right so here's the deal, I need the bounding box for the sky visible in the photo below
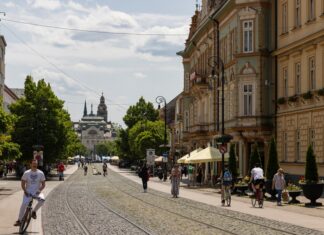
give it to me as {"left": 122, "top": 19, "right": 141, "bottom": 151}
{"left": 0, "top": 0, "right": 196, "bottom": 126}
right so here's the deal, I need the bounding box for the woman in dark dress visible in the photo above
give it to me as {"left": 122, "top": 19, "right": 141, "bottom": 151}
{"left": 140, "top": 163, "right": 149, "bottom": 193}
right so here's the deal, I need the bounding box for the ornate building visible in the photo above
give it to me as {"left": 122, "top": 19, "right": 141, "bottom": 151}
{"left": 0, "top": 35, "right": 6, "bottom": 102}
{"left": 274, "top": 0, "right": 324, "bottom": 176}
{"left": 175, "top": 0, "right": 276, "bottom": 176}
{"left": 74, "top": 94, "right": 117, "bottom": 157}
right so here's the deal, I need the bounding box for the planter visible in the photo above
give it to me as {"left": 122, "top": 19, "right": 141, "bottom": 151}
{"left": 288, "top": 190, "right": 302, "bottom": 204}
{"left": 301, "top": 183, "right": 324, "bottom": 207}
{"left": 265, "top": 180, "right": 276, "bottom": 200}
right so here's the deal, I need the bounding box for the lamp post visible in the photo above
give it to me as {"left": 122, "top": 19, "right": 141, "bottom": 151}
{"left": 208, "top": 19, "right": 232, "bottom": 178}
{"left": 156, "top": 96, "right": 168, "bottom": 181}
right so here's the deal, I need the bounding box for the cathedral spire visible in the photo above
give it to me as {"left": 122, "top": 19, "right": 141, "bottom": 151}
{"left": 83, "top": 100, "right": 87, "bottom": 117}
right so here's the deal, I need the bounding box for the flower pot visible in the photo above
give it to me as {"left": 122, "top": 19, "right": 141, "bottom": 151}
{"left": 288, "top": 190, "right": 302, "bottom": 204}
{"left": 301, "top": 183, "right": 324, "bottom": 207}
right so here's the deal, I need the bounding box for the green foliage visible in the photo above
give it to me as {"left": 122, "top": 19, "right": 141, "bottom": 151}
{"left": 305, "top": 145, "right": 319, "bottom": 183}
{"left": 0, "top": 98, "right": 21, "bottom": 160}
{"left": 10, "top": 76, "right": 75, "bottom": 163}
{"left": 128, "top": 120, "right": 164, "bottom": 158}
{"left": 95, "top": 141, "right": 118, "bottom": 157}
{"left": 115, "top": 129, "right": 131, "bottom": 159}
{"left": 266, "top": 137, "right": 279, "bottom": 180}
{"left": 249, "top": 144, "right": 261, "bottom": 172}
{"left": 228, "top": 144, "right": 238, "bottom": 179}
{"left": 123, "top": 97, "right": 158, "bottom": 129}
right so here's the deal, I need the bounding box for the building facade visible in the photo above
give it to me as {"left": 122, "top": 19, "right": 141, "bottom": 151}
{"left": 175, "top": 0, "right": 276, "bottom": 176}
{"left": 74, "top": 94, "right": 117, "bottom": 158}
{"left": 0, "top": 36, "right": 6, "bottom": 102}
{"left": 3, "top": 85, "right": 19, "bottom": 113}
{"left": 275, "top": 0, "right": 324, "bottom": 176}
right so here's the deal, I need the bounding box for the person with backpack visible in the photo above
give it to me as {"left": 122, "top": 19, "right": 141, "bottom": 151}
{"left": 57, "top": 162, "right": 65, "bottom": 181}
{"left": 221, "top": 166, "right": 232, "bottom": 206}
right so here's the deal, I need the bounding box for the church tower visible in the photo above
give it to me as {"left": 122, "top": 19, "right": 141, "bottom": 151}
{"left": 83, "top": 100, "right": 87, "bottom": 117}
{"left": 97, "top": 93, "right": 108, "bottom": 122}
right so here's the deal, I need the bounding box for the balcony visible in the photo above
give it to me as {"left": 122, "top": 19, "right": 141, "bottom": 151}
{"left": 189, "top": 124, "right": 209, "bottom": 133}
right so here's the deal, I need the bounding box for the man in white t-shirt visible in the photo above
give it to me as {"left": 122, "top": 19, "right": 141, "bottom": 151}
{"left": 14, "top": 159, "right": 46, "bottom": 226}
{"left": 250, "top": 163, "right": 264, "bottom": 191}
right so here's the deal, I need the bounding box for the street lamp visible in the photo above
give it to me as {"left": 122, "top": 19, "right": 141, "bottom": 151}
{"left": 155, "top": 95, "right": 168, "bottom": 181}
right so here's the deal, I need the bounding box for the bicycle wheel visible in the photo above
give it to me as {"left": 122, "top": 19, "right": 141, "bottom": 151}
{"left": 19, "top": 208, "right": 32, "bottom": 234}
{"left": 258, "top": 194, "right": 264, "bottom": 208}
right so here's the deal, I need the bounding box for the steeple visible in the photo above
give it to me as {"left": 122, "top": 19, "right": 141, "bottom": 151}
{"left": 90, "top": 104, "right": 94, "bottom": 116}
{"left": 97, "top": 92, "right": 108, "bottom": 122}
{"left": 83, "top": 100, "right": 87, "bottom": 117}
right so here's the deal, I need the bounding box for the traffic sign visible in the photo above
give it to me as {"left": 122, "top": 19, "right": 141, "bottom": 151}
{"left": 219, "top": 144, "right": 227, "bottom": 154}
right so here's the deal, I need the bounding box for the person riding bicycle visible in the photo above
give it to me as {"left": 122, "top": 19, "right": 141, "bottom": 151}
{"left": 14, "top": 159, "right": 46, "bottom": 226}
{"left": 221, "top": 166, "right": 232, "bottom": 206}
{"left": 102, "top": 162, "right": 108, "bottom": 176}
{"left": 250, "top": 163, "right": 265, "bottom": 199}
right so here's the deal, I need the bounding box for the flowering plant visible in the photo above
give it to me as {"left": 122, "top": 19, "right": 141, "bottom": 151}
{"left": 286, "top": 183, "right": 302, "bottom": 191}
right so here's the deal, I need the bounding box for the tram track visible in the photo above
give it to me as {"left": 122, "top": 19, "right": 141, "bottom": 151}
{"left": 102, "top": 165, "right": 322, "bottom": 235}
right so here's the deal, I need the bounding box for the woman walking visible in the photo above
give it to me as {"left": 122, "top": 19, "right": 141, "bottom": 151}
{"left": 140, "top": 163, "right": 149, "bottom": 193}
{"left": 170, "top": 164, "right": 181, "bottom": 198}
{"left": 272, "top": 168, "right": 286, "bottom": 206}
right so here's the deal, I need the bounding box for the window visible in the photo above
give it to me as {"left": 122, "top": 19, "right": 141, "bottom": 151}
{"left": 283, "top": 67, "right": 288, "bottom": 97}
{"left": 243, "top": 21, "right": 253, "bottom": 53}
{"left": 185, "top": 111, "right": 189, "bottom": 131}
{"left": 283, "top": 132, "right": 288, "bottom": 161}
{"left": 295, "top": 0, "right": 301, "bottom": 27}
{"left": 282, "top": 2, "right": 288, "bottom": 33}
{"left": 296, "top": 130, "right": 301, "bottom": 161}
{"left": 309, "top": 129, "right": 316, "bottom": 151}
{"left": 295, "top": 62, "right": 301, "bottom": 94}
{"left": 243, "top": 84, "right": 253, "bottom": 116}
{"left": 309, "top": 57, "right": 316, "bottom": 90}
{"left": 309, "top": 0, "right": 316, "bottom": 21}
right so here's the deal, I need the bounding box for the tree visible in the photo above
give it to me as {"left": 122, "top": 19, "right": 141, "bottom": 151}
{"left": 228, "top": 144, "right": 238, "bottom": 179}
{"left": 249, "top": 144, "right": 261, "bottom": 173}
{"left": 95, "top": 143, "right": 108, "bottom": 157}
{"left": 10, "top": 76, "right": 73, "bottom": 163}
{"left": 305, "top": 145, "right": 318, "bottom": 183}
{"left": 0, "top": 98, "right": 21, "bottom": 160}
{"left": 266, "top": 138, "right": 279, "bottom": 180}
{"left": 128, "top": 120, "right": 164, "bottom": 159}
{"left": 123, "top": 97, "right": 158, "bottom": 129}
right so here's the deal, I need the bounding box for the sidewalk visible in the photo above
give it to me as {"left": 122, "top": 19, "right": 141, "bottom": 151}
{"left": 0, "top": 164, "right": 78, "bottom": 235}
{"left": 109, "top": 165, "right": 324, "bottom": 233}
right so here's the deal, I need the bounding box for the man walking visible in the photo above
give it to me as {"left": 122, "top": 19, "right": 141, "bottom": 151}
{"left": 14, "top": 159, "right": 46, "bottom": 226}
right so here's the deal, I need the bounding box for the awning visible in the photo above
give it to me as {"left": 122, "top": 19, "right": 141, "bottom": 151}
{"left": 187, "top": 146, "right": 229, "bottom": 163}
{"left": 177, "top": 148, "right": 202, "bottom": 164}
{"left": 154, "top": 156, "right": 163, "bottom": 162}
{"left": 111, "top": 156, "right": 119, "bottom": 160}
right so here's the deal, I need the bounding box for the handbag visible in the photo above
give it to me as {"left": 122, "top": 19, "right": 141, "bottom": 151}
{"left": 282, "top": 190, "right": 289, "bottom": 202}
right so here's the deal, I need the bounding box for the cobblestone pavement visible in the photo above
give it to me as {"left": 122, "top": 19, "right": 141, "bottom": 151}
{"left": 42, "top": 165, "right": 324, "bottom": 235}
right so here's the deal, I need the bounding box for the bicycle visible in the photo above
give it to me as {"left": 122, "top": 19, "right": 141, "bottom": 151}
{"left": 19, "top": 194, "right": 42, "bottom": 234}
{"left": 224, "top": 185, "right": 231, "bottom": 207}
{"left": 251, "top": 183, "right": 264, "bottom": 208}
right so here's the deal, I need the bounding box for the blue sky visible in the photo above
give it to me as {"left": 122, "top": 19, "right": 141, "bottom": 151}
{"left": 0, "top": 0, "right": 196, "bottom": 125}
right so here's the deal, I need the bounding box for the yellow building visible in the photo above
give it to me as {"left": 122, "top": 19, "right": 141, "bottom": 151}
{"left": 275, "top": 0, "right": 324, "bottom": 176}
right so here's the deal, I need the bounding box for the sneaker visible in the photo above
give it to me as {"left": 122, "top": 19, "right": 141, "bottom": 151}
{"left": 32, "top": 211, "right": 37, "bottom": 219}
{"left": 14, "top": 221, "right": 21, "bottom": 226}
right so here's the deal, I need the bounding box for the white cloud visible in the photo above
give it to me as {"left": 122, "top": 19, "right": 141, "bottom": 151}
{"left": 5, "top": 2, "right": 16, "bottom": 8}
{"left": 4, "top": 1, "right": 190, "bottom": 124}
{"left": 27, "top": 0, "right": 61, "bottom": 10}
{"left": 134, "top": 72, "right": 147, "bottom": 79}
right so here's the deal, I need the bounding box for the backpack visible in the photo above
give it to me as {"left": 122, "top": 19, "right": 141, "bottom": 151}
{"left": 223, "top": 170, "right": 232, "bottom": 182}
